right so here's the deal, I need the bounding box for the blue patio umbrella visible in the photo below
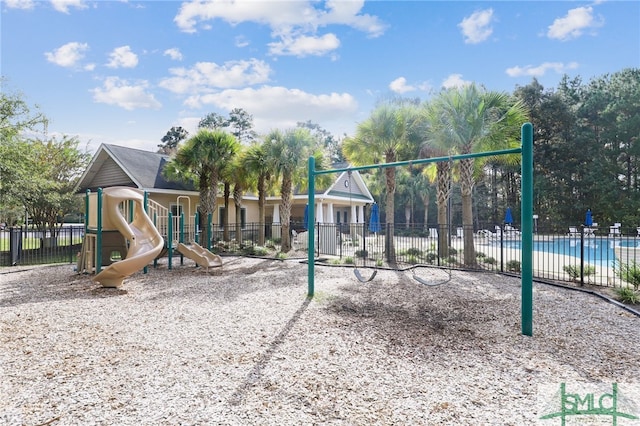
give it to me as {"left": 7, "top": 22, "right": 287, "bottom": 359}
{"left": 303, "top": 204, "right": 309, "bottom": 230}
{"left": 585, "top": 209, "right": 593, "bottom": 227}
{"left": 369, "top": 203, "right": 381, "bottom": 233}
{"left": 504, "top": 207, "right": 514, "bottom": 225}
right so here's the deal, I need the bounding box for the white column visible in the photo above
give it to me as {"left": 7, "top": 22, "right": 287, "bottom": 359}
{"left": 316, "top": 201, "right": 324, "bottom": 223}
{"left": 326, "top": 203, "right": 334, "bottom": 223}
{"left": 358, "top": 205, "right": 365, "bottom": 224}
{"left": 271, "top": 204, "right": 281, "bottom": 239}
{"left": 351, "top": 204, "right": 357, "bottom": 224}
{"left": 272, "top": 204, "right": 280, "bottom": 223}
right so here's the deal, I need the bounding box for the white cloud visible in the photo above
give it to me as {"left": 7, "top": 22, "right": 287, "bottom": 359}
{"left": 441, "top": 74, "right": 472, "bottom": 89}
{"left": 174, "top": 0, "right": 386, "bottom": 57}
{"left": 4, "top": 0, "right": 35, "bottom": 10}
{"left": 458, "top": 9, "right": 494, "bottom": 44}
{"left": 50, "top": 0, "right": 87, "bottom": 14}
{"left": 235, "top": 36, "right": 250, "bottom": 48}
{"left": 44, "top": 41, "right": 89, "bottom": 68}
{"left": 106, "top": 46, "right": 138, "bottom": 68}
{"left": 547, "top": 6, "right": 603, "bottom": 41}
{"left": 159, "top": 59, "right": 272, "bottom": 94}
{"left": 91, "top": 77, "right": 161, "bottom": 110}
{"left": 183, "top": 85, "right": 358, "bottom": 134}
{"left": 389, "top": 77, "right": 415, "bottom": 94}
{"left": 506, "top": 61, "right": 580, "bottom": 77}
{"left": 268, "top": 33, "right": 340, "bottom": 57}
{"left": 163, "top": 48, "right": 183, "bottom": 61}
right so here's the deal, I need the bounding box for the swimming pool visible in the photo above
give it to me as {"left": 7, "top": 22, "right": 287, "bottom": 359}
{"left": 502, "top": 237, "right": 640, "bottom": 267}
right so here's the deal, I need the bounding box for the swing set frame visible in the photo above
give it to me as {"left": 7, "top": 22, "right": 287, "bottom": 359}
{"left": 306, "top": 123, "right": 534, "bottom": 336}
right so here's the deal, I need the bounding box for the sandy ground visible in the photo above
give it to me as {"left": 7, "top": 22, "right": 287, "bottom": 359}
{"left": 1, "top": 257, "right": 639, "bottom": 425}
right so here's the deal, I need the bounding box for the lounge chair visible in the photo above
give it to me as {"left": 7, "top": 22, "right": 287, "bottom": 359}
{"left": 504, "top": 224, "right": 521, "bottom": 237}
{"left": 429, "top": 228, "right": 438, "bottom": 239}
{"left": 568, "top": 227, "right": 580, "bottom": 237}
{"left": 609, "top": 223, "right": 621, "bottom": 237}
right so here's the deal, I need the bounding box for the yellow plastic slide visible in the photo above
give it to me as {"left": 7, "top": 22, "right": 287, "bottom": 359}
{"left": 177, "top": 241, "right": 223, "bottom": 271}
{"left": 93, "top": 187, "right": 164, "bottom": 288}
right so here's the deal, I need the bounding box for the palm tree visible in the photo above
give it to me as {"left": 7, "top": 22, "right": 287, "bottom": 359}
{"left": 163, "top": 129, "right": 239, "bottom": 244}
{"left": 264, "top": 128, "right": 319, "bottom": 252}
{"left": 425, "top": 84, "right": 528, "bottom": 265}
{"left": 241, "top": 142, "right": 272, "bottom": 246}
{"left": 342, "top": 103, "right": 417, "bottom": 261}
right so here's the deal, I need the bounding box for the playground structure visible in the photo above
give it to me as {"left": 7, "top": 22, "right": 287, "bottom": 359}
{"left": 77, "top": 186, "right": 222, "bottom": 287}
{"left": 306, "top": 123, "right": 534, "bottom": 336}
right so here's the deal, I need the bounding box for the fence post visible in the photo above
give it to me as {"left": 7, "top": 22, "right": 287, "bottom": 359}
{"left": 9, "top": 226, "right": 22, "bottom": 266}
{"left": 580, "top": 228, "right": 585, "bottom": 286}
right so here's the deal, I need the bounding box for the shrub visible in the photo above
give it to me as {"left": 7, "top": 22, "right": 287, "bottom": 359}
{"left": 476, "top": 252, "right": 486, "bottom": 259}
{"left": 448, "top": 247, "right": 458, "bottom": 255}
{"left": 615, "top": 261, "right": 640, "bottom": 290}
{"left": 355, "top": 249, "right": 368, "bottom": 258}
{"left": 506, "top": 260, "right": 521, "bottom": 272}
{"left": 425, "top": 252, "right": 437, "bottom": 264}
{"left": 563, "top": 265, "right": 596, "bottom": 281}
{"left": 615, "top": 287, "right": 640, "bottom": 304}
{"left": 375, "top": 259, "right": 384, "bottom": 267}
{"left": 275, "top": 252, "right": 287, "bottom": 260}
{"left": 344, "top": 256, "right": 354, "bottom": 264}
{"left": 484, "top": 257, "right": 496, "bottom": 265}
{"left": 406, "top": 247, "right": 423, "bottom": 257}
{"left": 406, "top": 255, "right": 419, "bottom": 265}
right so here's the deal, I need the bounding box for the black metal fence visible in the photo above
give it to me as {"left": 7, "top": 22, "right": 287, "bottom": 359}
{"left": 3, "top": 222, "right": 639, "bottom": 290}
{"left": 0, "top": 225, "right": 85, "bottom": 267}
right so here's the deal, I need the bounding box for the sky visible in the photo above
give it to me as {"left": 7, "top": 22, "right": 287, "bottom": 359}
{"left": 2, "top": 0, "right": 639, "bottom": 155}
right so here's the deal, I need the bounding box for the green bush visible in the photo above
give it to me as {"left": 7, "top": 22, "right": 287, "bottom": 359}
{"left": 616, "top": 261, "right": 640, "bottom": 290}
{"left": 563, "top": 264, "right": 596, "bottom": 281}
{"left": 484, "top": 257, "right": 496, "bottom": 265}
{"left": 406, "top": 255, "right": 419, "bottom": 265}
{"left": 425, "top": 252, "right": 437, "bottom": 264}
{"left": 615, "top": 287, "right": 640, "bottom": 304}
{"left": 405, "top": 247, "right": 423, "bottom": 257}
{"left": 476, "top": 252, "right": 486, "bottom": 259}
{"left": 448, "top": 247, "right": 458, "bottom": 255}
{"left": 344, "top": 256, "right": 354, "bottom": 264}
{"left": 506, "top": 260, "right": 521, "bottom": 272}
{"left": 355, "top": 249, "right": 368, "bottom": 258}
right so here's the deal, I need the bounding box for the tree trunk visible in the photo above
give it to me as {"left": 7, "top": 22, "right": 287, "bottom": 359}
{"left": 385, "top": 162, "right": 396, "bottom": 263}
{"left": 223, "top": 183, "right": 230, "bottom": 241}
{"left": 436, "top": 162, "right": 451, "bottom": 259}
{"left": 257, "top": 176, "right": 266, "bottom": 246}
{"left": 280, "top": 174, "right": 293, "bottom": 251}
{"left": 460, "top": 158, "right": 476, "bottom": 266}
{"left": 233, "top": 185, "right": 243, "bottom": 246}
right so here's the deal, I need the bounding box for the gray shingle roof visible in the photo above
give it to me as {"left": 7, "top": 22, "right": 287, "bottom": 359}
{"left": 105, "top": 145, "right": 195, "bottom": 191}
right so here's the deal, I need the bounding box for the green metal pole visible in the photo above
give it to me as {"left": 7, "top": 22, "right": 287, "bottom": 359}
{"left": 521, "top": 123, "right": 534, "bottom": 337}
{"left": 195, "top": 211, "right": 200, "bottom": 244}
{"left": 96, "top": 188, "right": 103, "bottom": 274}
{"left": 308, "top": 156, "right": 316, "bottom": 297}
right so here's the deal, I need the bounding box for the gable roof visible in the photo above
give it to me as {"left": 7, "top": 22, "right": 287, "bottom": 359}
{"left": 76, "top": 144, "right": 195, "bottom": 193}
{"left": 76, "top": 144, "right": 376, "bottom": 204}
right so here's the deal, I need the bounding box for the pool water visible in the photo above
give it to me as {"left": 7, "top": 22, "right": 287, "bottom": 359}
{"left": 503, "top": 237, "right": 640, "bottom": 267}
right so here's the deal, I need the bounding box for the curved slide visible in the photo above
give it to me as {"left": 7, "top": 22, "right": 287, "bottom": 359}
{"left": 177, "top": 241, "right": 223, "bottom": 271}
{"left": 94, "top": 187, "right": 164, "bottom": 288}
